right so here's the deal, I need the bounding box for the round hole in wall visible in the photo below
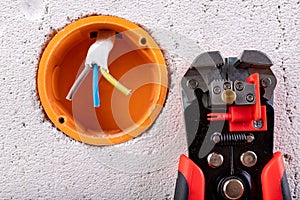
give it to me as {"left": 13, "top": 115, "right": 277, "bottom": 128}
{"left": 37, "top": 15, "right": 168, "bottom": 145}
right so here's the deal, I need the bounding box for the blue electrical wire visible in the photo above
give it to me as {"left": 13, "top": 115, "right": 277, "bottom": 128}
{"left": 92, "top": 64, "right": 100, "bottom": 107}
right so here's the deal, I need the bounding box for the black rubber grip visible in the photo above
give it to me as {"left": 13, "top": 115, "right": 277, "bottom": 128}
{"left": 281, "top": 171, "right": 292, "bottom": 200}
{"left": 174, "top": 171, "right": 189, "bottom": 200}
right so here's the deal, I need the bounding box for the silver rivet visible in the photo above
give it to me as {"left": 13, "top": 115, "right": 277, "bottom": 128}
{"left": 246, "top": 93, "right": 255, "bottom": 102}
{"left": 235, "top": 81, "right": 244, "bottom": 91}
{"left": 187, "top": 79, "right": 198, "bottom": 89}
{"left": 211, "top": 132, "right": 221, "bottom": 143}
{"left": 223, "top": 178, "right": 244, "bottom": 200}
{"left": 253, "top": 119, "right": 263, "bottom": 129}
{"left": 224, "top": 82, "right": 231, "bottom": 90}
{"left": 246, "top": 134, "right": 255, "bottom": 143}
{"left": 213, "top": 86, "right": 221, "bottom": 94}
{"left": 261, "top": 77, "right": 272, "bottom": 88}
{"left": 240, "top": 151, "right": 257, "bottom": 167}
{"left": 207, "top": 152, "right": 223, "bottom": 168}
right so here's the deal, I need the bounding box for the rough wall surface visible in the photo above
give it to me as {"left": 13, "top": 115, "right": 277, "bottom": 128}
{"left": 0, "top": 0, "right": 299, "bottom": 199}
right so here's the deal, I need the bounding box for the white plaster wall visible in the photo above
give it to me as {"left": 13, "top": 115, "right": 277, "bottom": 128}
{"left": 0, "top": 0, "right": 299, "bottom": 199}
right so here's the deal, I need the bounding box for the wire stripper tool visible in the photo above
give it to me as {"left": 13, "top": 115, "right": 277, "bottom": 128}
{"left": 174, "top": 50, "right": 291, "bottom": 200}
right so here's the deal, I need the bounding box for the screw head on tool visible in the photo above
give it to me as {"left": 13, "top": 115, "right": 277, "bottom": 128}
{"left": 211, "top": 132, "right": 221, "bottom": 143}
{"left": 207, "top": 152, "right": 224, "bottom": 168}
{"left": 222, "top": 178, "right": 244, "bottom": 200}
{"left": 223, "top": 82, "right": 231, "bottom": 90}
{"left": 240, "top": 151, "right": 257, "bottom": 167}
{"left": 187, "top": 79, "right": 198, "bottom": 89}
{"left": 253, "top": 119, "right": 263, "bottom": 129}
{"left": 235, "top": 81, "right": 244, "bottom": 91}
{"left": 246, "top": 134, "right": 255, "bottom": 143}
{"left": 261, "top": 77, "right": 272, "bottom": 88}
{"left": 213, "top": 86, "right": 221, "bottom": 94}
{"left": 246, "top": 93, "right": 255, "bottom": 102}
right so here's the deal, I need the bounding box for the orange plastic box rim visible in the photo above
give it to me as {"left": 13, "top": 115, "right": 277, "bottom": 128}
{"left": 38, "top": 15, "right": 168, "bottom": 145}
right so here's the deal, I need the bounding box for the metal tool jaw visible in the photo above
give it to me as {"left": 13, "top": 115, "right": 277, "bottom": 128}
{"left": 175, "top": 50, "right": 291, "bottom": 200}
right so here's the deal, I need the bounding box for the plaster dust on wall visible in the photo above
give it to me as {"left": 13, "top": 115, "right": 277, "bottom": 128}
{"left": 0, "top": 0, "right": 299, "bottom": 199}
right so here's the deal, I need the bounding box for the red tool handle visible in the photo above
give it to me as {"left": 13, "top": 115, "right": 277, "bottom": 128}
{"left": 174, "top": 155, "right": 205, "bottom": 200}
{"left": 174, "top": 152, "right": 291, "bottom": 200}
{"left": 261, "top": 152, "right": 291, "bottom": 200}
